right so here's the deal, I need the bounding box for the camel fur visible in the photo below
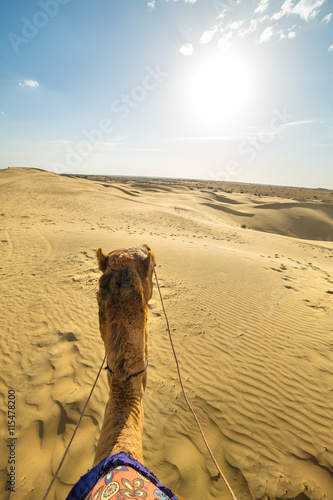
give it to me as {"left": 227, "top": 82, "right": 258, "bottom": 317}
{"left": 93, "top": 244, "right": 155, "bottom": 466}
{"left": 92, "top": 244, "right": 185, "bottom": 500}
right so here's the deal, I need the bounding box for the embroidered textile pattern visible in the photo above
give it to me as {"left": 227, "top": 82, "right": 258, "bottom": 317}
{"left": 85, "top": 465, "right": 170, "bottom": 500}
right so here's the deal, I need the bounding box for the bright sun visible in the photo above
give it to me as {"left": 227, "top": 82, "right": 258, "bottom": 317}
{"left": 188, "top": 53, "right": 254, "bottom": 125}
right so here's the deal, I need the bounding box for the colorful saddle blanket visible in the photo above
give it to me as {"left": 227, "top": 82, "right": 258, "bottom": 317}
{"left": 66, "top": 452, "right": 180, "bottom": 500}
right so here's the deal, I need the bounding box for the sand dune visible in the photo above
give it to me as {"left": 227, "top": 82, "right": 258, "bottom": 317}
{"left": 0, "top": 167, "right": 332, "bottom": 500}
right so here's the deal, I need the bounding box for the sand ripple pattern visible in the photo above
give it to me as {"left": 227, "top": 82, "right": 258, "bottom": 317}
{"left": 0, "top": 168, "right": 332, "bottom": 499}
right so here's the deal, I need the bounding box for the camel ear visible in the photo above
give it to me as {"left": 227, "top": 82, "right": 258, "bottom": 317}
{"left": 97, "top": 248, "right": 108, "bottom": 272}
{"left": 142, "top": 250, "right": 155, "bottom": 276}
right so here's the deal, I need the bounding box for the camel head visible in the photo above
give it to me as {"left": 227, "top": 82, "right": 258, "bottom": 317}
{"left": 96, "top": 244, "right": 155, "bottom": 384}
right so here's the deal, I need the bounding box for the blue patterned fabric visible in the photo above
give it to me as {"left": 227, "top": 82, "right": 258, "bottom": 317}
{"left": 66, "top": 452, "right": 180, "bottom": 500}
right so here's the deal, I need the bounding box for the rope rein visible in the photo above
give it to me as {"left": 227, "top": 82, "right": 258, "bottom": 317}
{"left": 153, "top": 267, "right": 238, "bottom": 500}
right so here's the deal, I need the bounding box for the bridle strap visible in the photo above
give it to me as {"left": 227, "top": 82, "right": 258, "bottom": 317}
{"left": 105, "top": 360, "right": 148, "bottom": 381}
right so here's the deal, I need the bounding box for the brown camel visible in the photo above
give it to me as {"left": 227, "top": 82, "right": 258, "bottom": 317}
{"left": 93, "top": 244, "right": 155, "bottom": 466}
{"left": 67, "top": 244, "right": 185, "bottom": 499}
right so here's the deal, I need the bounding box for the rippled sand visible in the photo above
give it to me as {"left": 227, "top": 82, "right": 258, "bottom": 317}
{"left": 0, "top": 167, "right": 332, "bottom": 499}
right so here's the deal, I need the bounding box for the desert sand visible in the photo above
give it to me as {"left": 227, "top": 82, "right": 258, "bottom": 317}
{"left": 0, "top": 166, "right": 332, "bottom": 500}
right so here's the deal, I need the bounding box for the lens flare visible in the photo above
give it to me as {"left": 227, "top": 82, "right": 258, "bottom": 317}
{"left": 188, "top": 53, "right": 254, "bottom": 125}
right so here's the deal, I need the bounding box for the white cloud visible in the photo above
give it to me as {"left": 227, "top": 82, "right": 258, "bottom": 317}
{"left": 321, "top": 12, "right": 332, "bottom": 23}
{"left": 147, "top": 0, "right": 156, "bottom": 8}
{"left": 179, "top": 43, "right": 194, "bottom": 56}
{"left": 255, "top": 0, "right": 269, "bottom": 14}
{"left": 237, "top": 15, "right": 268, "bottom": 38}
{"left": 272, "top": 0, "right": 294, "bottom": 20}
{"left": 272, "top": 0, "right": 326, "bottom": 22}
{"left": 293, "top": 0, "right": 326, "bottom": 21}
{"left": 178, "top": 0, "right": 327, "bottom": 58}
{"left": 259, "top": 26, "right": 274, "bottom": 43}
{"left": 18, "top": 79, "right": 39, "bottom": 88}
{"left": 217, "top": 8, "right": 228, "bottom": 20}
{"left": 199, "top": 27, "right": 217, "bottom": 43}
{"left": 218, "top": 34, "right": 232, "bottom": 52}
{"left": 229, "top": 20, "right": 244, "bottom": 31}
{"left": 328, "top": 43, "right": 333, "bottom": 51}
{"left": 1, "top": 111, "right": 8, "bottom": 118}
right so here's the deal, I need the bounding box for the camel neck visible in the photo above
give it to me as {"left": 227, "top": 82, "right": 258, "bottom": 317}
{"left": 93, "top": 377, "right": 145, "bottom": 466}
{"left": 101, "top": 321, "right": 148, "bottom": 379}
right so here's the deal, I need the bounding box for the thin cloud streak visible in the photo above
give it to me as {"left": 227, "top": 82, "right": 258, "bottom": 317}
{"left": 166, "top": 119, "right": 318, "bottom": 143}
{"left": 321, "top": 12, "right": 332, "bottom": 23}
{"left": 18, "top": 79, "right": 39, "bottom": 88}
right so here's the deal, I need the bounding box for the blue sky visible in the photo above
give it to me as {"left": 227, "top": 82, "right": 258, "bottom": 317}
{"left": 0, "top": 0, "right": 332, "bottom": 188}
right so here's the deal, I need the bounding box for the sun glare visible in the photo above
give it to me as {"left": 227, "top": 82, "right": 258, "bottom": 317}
{"left": 188, "top": 53, "right": 254, "bottom": 125}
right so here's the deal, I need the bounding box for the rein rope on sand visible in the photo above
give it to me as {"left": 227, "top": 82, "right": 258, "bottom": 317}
{"left": 42, "top": 354, "right": 107, "bottom": 500}
{"left": 153, "top": 267, "right": 238, "bottom": 500}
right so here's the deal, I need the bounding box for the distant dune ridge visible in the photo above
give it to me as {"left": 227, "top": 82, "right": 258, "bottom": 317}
{"left": 0, "top": 167, "right": 332, "bottom": 499}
